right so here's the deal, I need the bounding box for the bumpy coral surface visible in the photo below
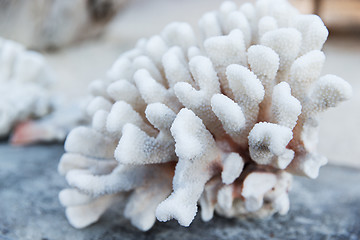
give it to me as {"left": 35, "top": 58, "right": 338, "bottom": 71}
{"left": 59, "top": 0, "right": 352, "bottom": 231}
{"left": 0, "top": 37, "right": 53, "bottom": 138}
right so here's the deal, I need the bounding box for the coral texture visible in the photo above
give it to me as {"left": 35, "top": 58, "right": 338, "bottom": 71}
{"left": 0, "top": 37, "right": 53, "bottom": 138}
{"left": 59, "top": 0, "right": 352, "bottom": 231}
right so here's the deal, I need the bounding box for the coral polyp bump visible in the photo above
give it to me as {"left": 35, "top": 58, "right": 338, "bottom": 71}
{"left": 58, "top": 0, "right": 352, "bottom": 231}
{"left": 0, "top": 37, "right": 53, "bottom": 138}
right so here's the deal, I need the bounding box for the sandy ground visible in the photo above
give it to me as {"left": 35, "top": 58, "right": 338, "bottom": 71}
{"left": 41, "top": 0, "right": 359, "bottom": 168}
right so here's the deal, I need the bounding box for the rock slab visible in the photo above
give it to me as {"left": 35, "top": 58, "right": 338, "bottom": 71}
{"left": 0, "top": 143, "right": 359, "bottom": 240}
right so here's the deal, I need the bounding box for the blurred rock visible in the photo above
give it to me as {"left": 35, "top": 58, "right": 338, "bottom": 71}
{"left": 0, "top": 0, "right": 128, "bottom": 50}
{"left": 0, "top": 143, "right": 359, "bottom": 239}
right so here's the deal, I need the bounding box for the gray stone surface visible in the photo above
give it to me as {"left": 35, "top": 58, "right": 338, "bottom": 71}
{"left": 0, "top": 143, "right": 359, "bottom": 240}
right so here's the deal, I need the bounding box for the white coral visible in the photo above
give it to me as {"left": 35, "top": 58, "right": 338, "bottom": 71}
{"left": 59, "top": 0, "right": 352, "bottom": 231}
{"left": 0, "top": 37, "right": 53, "bottom": 138}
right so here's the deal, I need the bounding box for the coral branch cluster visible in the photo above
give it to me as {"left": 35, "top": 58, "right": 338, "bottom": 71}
{"left": 0, "top": 37, "right": 53, "bottom": 138}
{"left": 59, "top": 0, "right": 352, "bottom": 231}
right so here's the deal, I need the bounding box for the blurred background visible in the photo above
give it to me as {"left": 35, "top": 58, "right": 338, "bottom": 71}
{"left": 0, "top": 0, "right": 359, "bottom": 167}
